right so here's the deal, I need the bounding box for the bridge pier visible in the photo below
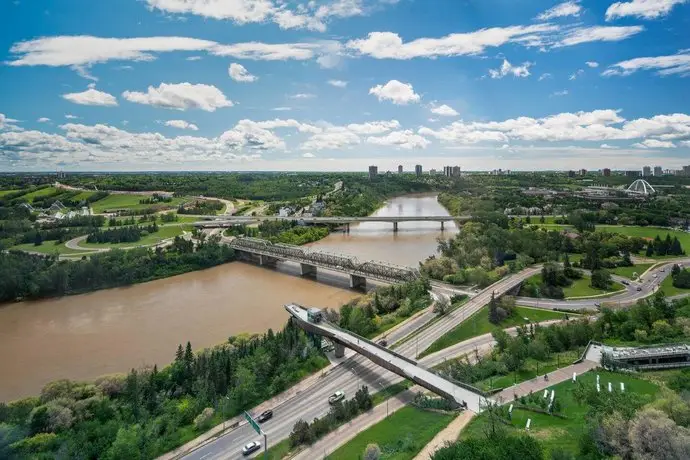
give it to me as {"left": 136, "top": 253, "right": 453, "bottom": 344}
{"left": 349, "top": 274, "right": 366, "bottom": 290}
{"left": 393, "top": 222, "right": 398, "bottom": 232}
{"left": 334, "top": 342, "right": 345, "bottom": 358}
{"left": 441, "top": 221, "right": 444, "bottom": 231}
{"left": 345, "top": 223, "right": 350, "bottom": 233}
{"left": 300, "top": 263, "right": 317, "bottom": 276}
{"left": 259, "top": 255, "right": 279, "bottom": 266}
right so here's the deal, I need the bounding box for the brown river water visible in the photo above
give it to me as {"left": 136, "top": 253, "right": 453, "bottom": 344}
{"left": 0, "top": 194, "right": 456, "bottom": 401}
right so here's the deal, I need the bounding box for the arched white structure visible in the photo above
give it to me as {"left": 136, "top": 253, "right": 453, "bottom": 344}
{"left": 627, "top": 179, "right": 656, "bottom": 196}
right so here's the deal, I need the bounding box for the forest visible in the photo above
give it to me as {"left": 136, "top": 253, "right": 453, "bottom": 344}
{"left": 0, "top": 321, "right": 327, "bottom": 459}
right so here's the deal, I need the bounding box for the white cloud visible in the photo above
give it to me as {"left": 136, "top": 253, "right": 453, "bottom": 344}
{"left": 62, "top": 88, "right": 118, "bottom": 106}
{"left": 254, "top": 118, "right": 322, "bottom": 134}
{"left": 186, "top": 56, "right": 202, "bottom": 61}
{"left": 272, "top": 107, "right": 292, "bottom": 111}
{"left": 219, "top": 119, "right": 286, "bottom": 151}
{"left": 301, "top": 127, "right": 360, "bottom": 150}
{"left": 164, "top": 119, "right": 199, "bottom": 130}
{"left": 366, "top": 130, "right": 430, "bottom": 149}
{"left": 369, "top": 80, "right": 420, "bottom": 105}
{"left": 552, "top": 89, "right": 569, "bottom": 96}
{"left": 0, "top": 113, "right": 20, "bottom": 130}
{"left": 122, "top": 83, "right": 233, "bottom": 111}
{"left": 37, "top": 117, "right": 51, "bottom": 123}
{"left": 228, "top": 63, "right": 258, "bottom": 82}
{"left": 327, "top": 79, "right": 348, "bottom": 88}
{"left": 632, "top": 139, "right": 676, "bottom": 148}
{"left": 211, "top": 42, "right": 319, "bottom": 61}
{"left": 556, "top": 26, "right": 644, "bottom": 47}
{"left": 346, "top": 24, "right": 558, "bottom": 59}
{"left": 586, "top": 61, "right": 599, "bottom": 68}
{"left": 488, "top": 59, "right": 532, "bottom": 79}
{"left": 289, "top": 93, "right": 316, "bottom": 99}
{"left": 430, "top": 104, "right": 459, "bottom": 117}
{"left": 603, "top": 52, "right": 690, "bottom": 77}
{"left": 600, "top": 143, "right": 619, "bottom": 149}
{"left": 145, "top": 0, "right": 275, "bottom": 23}
{"left": 606, "top": 0, "right": 687, "bottom": 20}
{"left": 346, "top": 120, "right": 400, "bottom": 134}
{"left": 536, "top": 1, "right": 582, "bottom": 20}
{"left": 538, "top": 73, "right": 553, "bottom": 81}
{"left": 681, "top": 140, "right": 690, "bottom": 147}
{"left": 302, "top": 152, "right": 315, "bottom": 158}
{"left": 569, "top": 69, "right": 585, "bottom": 80}
{"left": 65, "top": 114, "right": 79, "bottom": 119}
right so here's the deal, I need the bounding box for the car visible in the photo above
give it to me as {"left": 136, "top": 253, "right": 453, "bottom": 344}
{"left": 377, "top": 338, "right": 388, "bottom": 347}
{"left": 256, "top": 409, "right": 273, "bottom": 423}
{"left": 637, "top": 286, "right": 642, "bottom": 291}
{"left": 661, "top": 268, "right": 666, "bottom": 272}
{"left": 242, "top": 441, "right": 261, "bottom": 456}
{"left": 594, "top": 302, "right": 601, "bottom": 308}
{"left": 622, "top": 280, "right": 630, "bottom": 286}
{"left": 328, "top": 390, "right": 345, "bottom": 404}
{"left": 653, "top": 274, "right": 658, "bottom": 278}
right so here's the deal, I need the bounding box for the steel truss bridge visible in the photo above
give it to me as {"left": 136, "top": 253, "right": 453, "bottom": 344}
{"left": 230, "top": 237, "right": 420, "bottom": 285}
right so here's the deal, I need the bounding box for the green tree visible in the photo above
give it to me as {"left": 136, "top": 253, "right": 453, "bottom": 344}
{"left": 105, "top": 425, "right": 142, "bottom": 460}
{"left": 591, "top": 269, "right": 612, "bottom": 290}
{"left": 488, "top": 292, "right": 500, "bottom": 324}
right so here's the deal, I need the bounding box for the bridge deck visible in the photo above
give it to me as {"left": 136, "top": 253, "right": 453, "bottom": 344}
{"left": 195, "top": 215, "right": 471, "bottom": 227}
{"left": 286, "top": 304, "right": 484, "bottom": 412}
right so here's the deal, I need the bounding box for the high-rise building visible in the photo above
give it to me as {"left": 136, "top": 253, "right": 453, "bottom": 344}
{"left": 452, "top": 166, "right": 461, "bottom": 177}
{"left": 654, "top": 166, "right": 663, "bottom": 176}
{"left": 579, "top": 169, "right": 587, "bottom": 176}
{"left": 602, "top": 168, "right": 611, "bottom": 177}
{"left": 368, "top": 165, "right": 378, "bottom": 180}
{"left": 684, "top": 165, "right": 690, "bottom": 177}
{"left": 642, "top": 166, "right": 652, "bottom": 177}
{"left": 443, "top": 165, "right": 461, "bottom": 177}
{"left": 429, "top": 169, "right": 437, "bottom": 175}
{"left": 415, "top": 164, "right": 422, "bottom": 177}
{"left": 398, "top": 165, "right": 403, "bottom": 174}
{"left": 567, "top": 170, "right": 576, "bottom": 178}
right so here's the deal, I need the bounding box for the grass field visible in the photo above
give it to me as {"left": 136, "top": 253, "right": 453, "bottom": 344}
{"left": 525, "top": 274, "right": 623, "bottom": 299}
{"left": 461, "top": 370, "right": 660, "bottom": 456}
{"left": 10, "top": 241, "right": 95, "bottom": 256}
{"left": 594, "top": 225, "right": 690, "bottom": 252}
{"left": 659, "top": 273, "right": 690, "bottom": 297}
{"left": 90, "top": 194, "right": 187, "bottom": 213}
{"left": 79, "top": 225, "right": 188, "bottom": 249}
{"left": 327, "top": 406, "right": 455, "bottom": 460}
{"left": 420, "top": 306, "right": 570, "bottom": 358}
{"left": 72, "top": 191, "right": 96, "bottom": 202}
{"left": 371, "top": 381, "right": 414, "bottom": 406}
{"left": 264, "top": 439, "right": 292, "bottom": 460}
{"left": 22, "top": 186, "right": 58, "bottom": 202}
{"left": 0, "top": 189, "right": 20, "bottom": 197}
{"left": 611, "top": 263, "right": 654, "bottom": 279}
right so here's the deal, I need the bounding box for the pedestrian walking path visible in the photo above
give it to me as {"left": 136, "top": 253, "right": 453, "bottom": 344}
{"left": 413, "top": 410, "right": 475, "bottom": 460}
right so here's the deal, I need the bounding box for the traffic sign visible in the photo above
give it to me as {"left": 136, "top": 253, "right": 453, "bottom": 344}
{"left": 244, "top": 411, "right": 263, "bottom": 435}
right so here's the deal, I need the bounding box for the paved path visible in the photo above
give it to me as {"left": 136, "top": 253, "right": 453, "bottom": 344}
{"left": 492, "top": 360, "right": 599, "bottom": 404}
{"left": 413, "top": 411, "right": 475, "bottom": 460}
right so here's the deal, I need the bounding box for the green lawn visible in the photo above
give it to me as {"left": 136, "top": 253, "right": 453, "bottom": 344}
{"left": 10, "top": 241, "right": 96, "bottom": 256}
{"left": 371, "top": 381, "right": 414, "bottom": 406}
{"left": 525, "top": 274, "right": 624, "bottom": 299}
{"left": 72, "top": 191, "right": 96, "bottom": 202}
{"left": 461, "top": 370, "right": 660, "bottom": 456}
{"left": 611, "top": 263, "right": 654, "bottom": 279}
{"left": 90, "top": 194, "right": 187, "bottom": 213}
{"left": 22, "top": 186, "right": 58, "bottom": 202}
{"left": 420, "top": 306, "right": 570, "bottom": 358}
{"left": 594, "top": 225, "right": 690, "bottom": 253}
{"left": 327, "top": 406, "right": 455, "bottom": 460}
{"left": 0, "top": 189, "right": 21, "bottom": 197}
{"left": 659, "top": 273, "right": 690, "bottom": 297}
{"left": 264, "top": 438, "right": 293, "bottom": 460}
{"left": 79, "top": 225, "right": 188, "bottom": 249}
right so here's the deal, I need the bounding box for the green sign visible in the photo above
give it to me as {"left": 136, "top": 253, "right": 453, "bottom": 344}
{"left": 244, "top": 411, "right": 262, "bottom": 435}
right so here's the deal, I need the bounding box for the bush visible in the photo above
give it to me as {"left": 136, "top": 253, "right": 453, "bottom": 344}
{"left": 193, "top": 408, "right": 215, "bottom": 431}
{"left": 673, "top": 270, "right": 690, "bottom": 289}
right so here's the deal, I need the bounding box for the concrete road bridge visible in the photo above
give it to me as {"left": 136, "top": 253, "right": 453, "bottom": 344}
{"left": 286, "top": 303, "right": 486, "bottom": 412}
{"left": 195, "top": 215, "right": 471, "bottom": 232}
{"left": 229, "top": 237, "right": 420, "bottom": 288}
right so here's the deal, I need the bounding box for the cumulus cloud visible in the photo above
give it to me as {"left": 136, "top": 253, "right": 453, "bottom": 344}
{"left": 65, "top": 115, "right": 79, "bottom": 119}
{"left": 220, "top": 119, "right": 286, "bottom": 151}
{"left": 586, "top": 61, "right": 600, "bottom": 68}
{"left": 430, "top": 104, "right": 459, "bottom": 117}
{"left": 122, "top": 83, "right": 233, "bottom": 111}
{"left": 606, "top": 0, "right": 687, "bottom": 20}
{"left": 536, "top": 1, "right": 582, "bottom": 20}
{"left": 600, "top": 143, "right": 619, "bottom": 149}
{"left": 301, "top": 127, "right": 361, "bottom": 151}
{"left": 632, "top": 139, "right": 676, "bottom": 148}
{"left": 366, "top": 130, "right": 430, "bottom": 149}
{"left": 369, "top": 80, "right": 420, "bottom": 105}
{"left": 37, "top": 117, "right": 51, "bottom": 123}
{"left": 0, "top": 113, "right": 20, "bottom": 130}
{"left": 62, "top": 88, "right": 118, "bottom": 106}
{"left": 488, "top": 59, "right": 532, "bottom": 79}
{"left": 603, "top": 52, "right": 690, "bottom": 77}
{"left": 327, "top": 79, "right": 348, "bottom": 88}
{"left": 302, "top": 152, "right": 315, "bottom": 158}
{"left": 346, "top": 120, "right": 400, "bottom": 134}
{"left": 228, "top": 63, "right": 258, "bottom": 82}
{"left": 164, "top": 119, "right": 199, "bottom": 130}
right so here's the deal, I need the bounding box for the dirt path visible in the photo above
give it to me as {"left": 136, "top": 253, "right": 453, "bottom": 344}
{"left": 413, "top": 410, "right": 475, "bottom": 459}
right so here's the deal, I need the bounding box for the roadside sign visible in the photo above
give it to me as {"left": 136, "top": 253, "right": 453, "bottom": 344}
{"left": 244, "top": 411, "right": 263, "bottom": 435}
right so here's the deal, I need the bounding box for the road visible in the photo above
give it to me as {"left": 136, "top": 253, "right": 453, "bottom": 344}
{"left": 180, "top": 268, "right": 540, "bottom": 460}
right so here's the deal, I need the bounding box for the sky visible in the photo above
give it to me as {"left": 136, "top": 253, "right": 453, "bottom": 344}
{"left": 0, "top": 0, "right": 689, "bottom": 172}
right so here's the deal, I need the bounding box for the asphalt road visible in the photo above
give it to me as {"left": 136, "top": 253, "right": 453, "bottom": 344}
{"left": 181, "top": 268, "right": 541, "bottom": 460}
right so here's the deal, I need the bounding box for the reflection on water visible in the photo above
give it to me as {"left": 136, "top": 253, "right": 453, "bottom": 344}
{"left": 0, "top": 193, "right": 454, "bottom": 401}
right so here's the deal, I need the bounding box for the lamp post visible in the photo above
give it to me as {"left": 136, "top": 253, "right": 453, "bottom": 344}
{"left": 379, "top": 381, "right": 389, "bottom": 417}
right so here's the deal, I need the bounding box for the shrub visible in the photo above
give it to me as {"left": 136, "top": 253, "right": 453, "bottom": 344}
{"left": 193, "top": 408, "right": 215, "bottom": 431}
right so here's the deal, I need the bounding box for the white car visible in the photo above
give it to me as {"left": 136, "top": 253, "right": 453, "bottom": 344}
{"left": 328, "top": 390, "right": 345, "bottom": 404}
{"left": 242, "top": 441, "right": 261, "bottom": 456}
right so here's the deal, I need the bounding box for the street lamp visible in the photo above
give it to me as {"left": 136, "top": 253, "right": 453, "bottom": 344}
{"left": 379, "top": 381, "right": 389, "bottom": 417}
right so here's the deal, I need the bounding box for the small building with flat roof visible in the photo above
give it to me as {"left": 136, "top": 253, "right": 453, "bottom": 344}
{"left": 604, "top": 344, "right": 690, "bottom": 370}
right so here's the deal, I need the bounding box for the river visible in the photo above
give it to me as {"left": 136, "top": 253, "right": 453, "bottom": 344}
{"left": 0, "top": 194, "right": 456, "bottom": 401}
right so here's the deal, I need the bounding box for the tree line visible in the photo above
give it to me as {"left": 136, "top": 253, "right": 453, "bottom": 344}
{"left": 86, "top": 223, "right": 159, "bottom": 244}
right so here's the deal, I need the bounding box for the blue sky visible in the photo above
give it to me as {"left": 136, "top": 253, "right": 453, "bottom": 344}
{"left": 1, "top": 0, "right": 689, "bottom": 171}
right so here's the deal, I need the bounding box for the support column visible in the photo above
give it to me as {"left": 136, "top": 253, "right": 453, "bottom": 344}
{"left": 441, "top": 221, "right": 445, "bottom": 231}
{"left": 345, "top": 223, "right": 350, "bottom": 233}
{"left": 393, "top": 222, "right": 398, "bottom": 232}
{"left": 259, "top": 255, "right": 278, "bottom": 266}
{"left": 334, "top": 342, "right": 345, "bottom": 358}
{"left": 300, "top": 263, "right": 317, "bottom": 276}
{"left": 349, "top": 274, "right": 366, "bottom": 289}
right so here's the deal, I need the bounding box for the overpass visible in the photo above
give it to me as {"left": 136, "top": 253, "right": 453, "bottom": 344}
{"left": 195, "top": 215, "right": 471, "bottom": 232}
{"left": 285, "top": 303, "right": 486, "bottom": 412}
{"left": 229, "top": 237, "right": 420, "bottom": 288}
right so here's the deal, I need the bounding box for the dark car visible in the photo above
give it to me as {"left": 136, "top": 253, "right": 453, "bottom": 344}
{"left": 377, "top": 338, "right": 388, "bottom": 347}
{"left": 621, "top": 280, "right": 630, "bottom": 286}
{"left": 242, "top": 441, "right": 261, "bottom": 456}
{"left": 256, "top": 409, "right": 273, "bottom": 423}
{"left": 636, "top": 286, "right": 642, "bottom": 291}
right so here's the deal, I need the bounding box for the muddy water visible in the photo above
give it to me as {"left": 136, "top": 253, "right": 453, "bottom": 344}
{"left": 0, "top": 194, "right": 454, "bottom": 401}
